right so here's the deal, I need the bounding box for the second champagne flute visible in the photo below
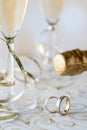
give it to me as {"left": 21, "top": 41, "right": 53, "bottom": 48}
{"left": 36, "top": 0, "right": 74, "bottom": 89}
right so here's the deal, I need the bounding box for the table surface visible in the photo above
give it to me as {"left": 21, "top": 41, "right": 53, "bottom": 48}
{"left": 0, "top": 71, "right": 87, "bottom": 130}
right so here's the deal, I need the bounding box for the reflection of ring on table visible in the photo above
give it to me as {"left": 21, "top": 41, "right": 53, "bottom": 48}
{"left": 45, "top": 96, "right": 70, "bottom": 115}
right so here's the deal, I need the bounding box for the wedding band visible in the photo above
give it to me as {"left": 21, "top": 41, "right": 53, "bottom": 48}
{"left": 56, "top": 96, "right": 70, "bottom": 115}
{"left": 45, "top": 96, "right": 58, "bottom": 113}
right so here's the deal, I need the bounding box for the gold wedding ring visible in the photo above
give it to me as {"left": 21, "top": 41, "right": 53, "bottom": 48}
{"left": 56, "top": 96, "right": 70, "bottom": 115}
{"left": 45, "top": 96, "right": 70, "bottom": 115}
{"left": 45, "top": 96, "right": 58, "bottom": 113}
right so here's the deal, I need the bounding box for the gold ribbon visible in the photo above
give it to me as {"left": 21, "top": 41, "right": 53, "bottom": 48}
{"left": 0, "top": 37, "right": 37, "bottom": 86}
{"left": 0, "top": 37, "right": 42, "bottom": 120}
{"left": 6, "top": 40, "right": 34, "bottom": 84}
{"left": 0, "top": 72, "right": 7, "bottom": 81}
{"left": 14, "top": 55, "right": 42, "bottom": 83}
{"left": 0, "top": 104, "right": 16, "bottom": 120}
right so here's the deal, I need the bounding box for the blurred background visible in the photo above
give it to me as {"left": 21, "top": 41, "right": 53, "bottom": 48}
{"left": 14, "top": 0, "right": 87, "bottom": 55}
{"left": 1, "top": 0, "right": 87, "bottom": 55}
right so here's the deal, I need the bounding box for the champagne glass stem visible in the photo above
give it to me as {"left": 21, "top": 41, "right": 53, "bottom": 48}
{"left": 7, "top": 44, "right": 14, "bottom": 78}
{"left": 48, "top": 25, "right": 55, "bottom": 31}
{"left": 6, "top": 38, "right": 15, "bottom": 82}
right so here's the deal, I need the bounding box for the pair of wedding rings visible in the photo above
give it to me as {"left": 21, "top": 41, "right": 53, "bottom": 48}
{"left": 45, "top": 96, "right": 70, "bottom": 115}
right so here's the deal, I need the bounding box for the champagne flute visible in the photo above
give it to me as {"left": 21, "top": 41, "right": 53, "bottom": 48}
{"left": 36, "top": 0, "right": 74, "bottom": 89}
{"left": 0, "top": 0, "right": 36, "bottom": 119}
{"left": 37, "top": 0, "right": 62, "bottom": 62}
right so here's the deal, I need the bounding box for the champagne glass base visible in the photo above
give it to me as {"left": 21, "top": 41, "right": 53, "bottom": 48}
{"left": 0, "top": 73, "right": 37, "bottom": 116}
{"left": 13, "top": 70, "right": 37, "bottom": 113}
{"left": 9, "top": 79, "right": 37, "bottom": 113}
{"left": 10, "top": 91, "right": 37, "bottom": 113}
{"left": 37, "top": 70, "right": 75, "bottom": 89}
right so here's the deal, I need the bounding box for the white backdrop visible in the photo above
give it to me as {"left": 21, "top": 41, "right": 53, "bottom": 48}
{"left": 8, "top": 0, "right": 87, "bottom": 54}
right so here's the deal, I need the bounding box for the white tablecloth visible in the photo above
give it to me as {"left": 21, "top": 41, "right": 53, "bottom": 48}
{"left": 0, "top": 72, "right": 87, "bottom": 130}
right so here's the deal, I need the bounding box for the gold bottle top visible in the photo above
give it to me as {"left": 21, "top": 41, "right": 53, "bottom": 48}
{"left": 53, "top": 49, "right": 87, "bottom": 76}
